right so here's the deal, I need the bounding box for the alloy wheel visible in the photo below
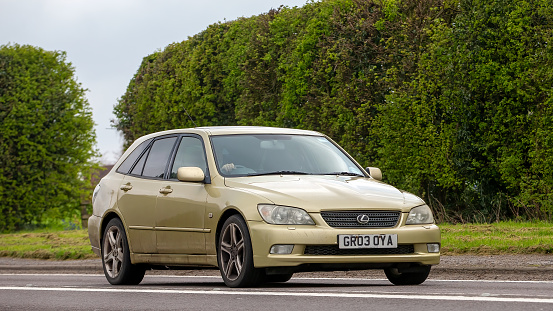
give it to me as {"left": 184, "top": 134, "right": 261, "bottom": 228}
{"left": 220, "top": 222, "right": 245, "bottom": 281}
{"left": 103, "top": 225, "right": 124, "bottom": 279}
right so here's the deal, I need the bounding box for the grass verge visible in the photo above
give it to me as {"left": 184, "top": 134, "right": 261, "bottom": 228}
{"left": 0, "top": 222, "right": 552, "bottom": 260}
{"left": 0, "top": 229, "right": 96, "bottom": 260}
{"left": 440, "top": 221, "right": 553, "bottom": 255}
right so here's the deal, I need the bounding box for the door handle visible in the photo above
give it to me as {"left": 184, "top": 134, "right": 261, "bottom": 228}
{"left": 159, "top": 187, "right": 173, "bottom": 194}
{"left": 120, "top": 183, "right": 133, "bottom": 191}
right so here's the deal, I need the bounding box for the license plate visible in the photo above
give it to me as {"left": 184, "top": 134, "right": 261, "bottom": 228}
{"left": 338, "top": 234, "right": 398, "bottom": 249}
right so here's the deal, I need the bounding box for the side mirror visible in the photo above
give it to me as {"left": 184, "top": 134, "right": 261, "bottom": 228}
{"left": 366, "top": 167, "right": 382, "bottom": 181}
{"left": 177, "top": 167, "right": 205, "bottom": 182}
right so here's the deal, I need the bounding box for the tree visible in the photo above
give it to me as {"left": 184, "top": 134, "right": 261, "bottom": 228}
{"left": 0, "top": 44, "right": 98, "bottom": 232}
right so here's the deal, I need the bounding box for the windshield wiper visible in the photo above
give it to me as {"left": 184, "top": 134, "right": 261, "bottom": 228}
{"left": 247, "top": 171, "right": 311, "bottom": 176}
{"left": 326, "top": 172, "right": 365, "bottom": 177}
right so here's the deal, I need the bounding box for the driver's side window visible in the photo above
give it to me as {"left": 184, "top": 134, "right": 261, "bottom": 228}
{"left": 170, "top": 136, "right": 207, "bottom": 179}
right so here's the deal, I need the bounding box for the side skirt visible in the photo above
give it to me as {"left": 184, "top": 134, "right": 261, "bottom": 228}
{"left": 131, "top": 253, "right": 218, "bottom": 268}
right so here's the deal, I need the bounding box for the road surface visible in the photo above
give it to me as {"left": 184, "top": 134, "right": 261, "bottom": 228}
{"left": 1, "top": 273, "right": 553, "bottom": 311}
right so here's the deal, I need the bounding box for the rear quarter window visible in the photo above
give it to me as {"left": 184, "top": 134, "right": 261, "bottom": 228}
{"left": 116, "top": 138, "right": 152, "bottom": 174}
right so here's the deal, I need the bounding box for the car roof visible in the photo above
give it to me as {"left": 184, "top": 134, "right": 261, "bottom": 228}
{"left": 139, "top": 126, "right": 323, "bottom": 139}
{"left": 200, "top": 126, "right": 322, "bottom": 136}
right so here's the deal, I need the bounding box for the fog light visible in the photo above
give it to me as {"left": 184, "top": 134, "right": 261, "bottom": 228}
{"left": 427, "top": 243, "right": 440, "bottom": 253}
{"left": 270, "top": 244, "right": 294, "bottom": 254}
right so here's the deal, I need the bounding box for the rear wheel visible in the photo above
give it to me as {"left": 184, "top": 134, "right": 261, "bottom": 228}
{"left": 218, "top": 215, "right": 263, "bottom": 287}
{"left": 384, "top": 265, "right": 431, "bottom": 285}
{"left": 102, "top": 218, "right": 145, "bottom": 285}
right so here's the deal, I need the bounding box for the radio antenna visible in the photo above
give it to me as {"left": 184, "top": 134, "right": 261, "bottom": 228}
{"left": 183, "top": 107, "right": 197, "bottom": 127}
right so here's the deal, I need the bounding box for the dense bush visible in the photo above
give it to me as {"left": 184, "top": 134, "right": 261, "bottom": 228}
{"left": 376, "top": 0, "right": 553, "bottom": 222}
{"left": 0, "top": 44, "right": 98, "bottom": 232}
{"left": 114, "top": 0, "right": 553, "bottom": 222}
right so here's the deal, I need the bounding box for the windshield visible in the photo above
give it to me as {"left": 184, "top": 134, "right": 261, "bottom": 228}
{"left": 210, "top": 134, "right": 365, "bottom": 177}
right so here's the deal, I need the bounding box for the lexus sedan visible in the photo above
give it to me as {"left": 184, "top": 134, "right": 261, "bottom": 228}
{"left": 88, "top": 126, "right": 440, "bottom": 287}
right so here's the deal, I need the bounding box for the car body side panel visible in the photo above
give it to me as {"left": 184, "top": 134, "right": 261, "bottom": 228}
{"left": 87, "top": 215, "right": 102, "bottom": 256}
{"left": 155, "top": 180, "right": 208, "bottom": 254}
{"left": 203, "top": 176, "right": 270, "bottom": 256}
{"left": 117, "top": 175, "right": 158, "bottom": 254}
{"left": 88, "top": 173, "right": 124, "bottom": 256}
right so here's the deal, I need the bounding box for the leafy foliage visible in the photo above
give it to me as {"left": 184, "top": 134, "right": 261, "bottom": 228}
{"left": 377, "top": 0, "right": 553, "bottom": 222}
{"left": 114, "top": 0, "right": 553, "bottom": 222}
{"left": 0, "top": 44, "right": 98, "bottom": 232}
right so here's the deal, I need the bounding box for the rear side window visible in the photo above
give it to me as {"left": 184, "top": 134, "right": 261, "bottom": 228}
{"left": 142, "top": 137, "right": 178, "bottom": 178}
{"left": 116, "top": 138, "right": 152, "bottom": 174}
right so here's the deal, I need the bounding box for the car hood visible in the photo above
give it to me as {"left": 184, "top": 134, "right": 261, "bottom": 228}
{"left": 224, "top": 175, "right": 424, "bottom": 212}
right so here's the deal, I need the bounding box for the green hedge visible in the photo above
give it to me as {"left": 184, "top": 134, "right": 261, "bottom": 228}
{"left": 114, "top": 0, "right": 553, "bottom": 222}
{"left": 0, "top": 44, "right": 98, "bottom": 232}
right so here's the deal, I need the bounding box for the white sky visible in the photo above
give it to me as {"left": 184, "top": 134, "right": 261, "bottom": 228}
{"left": 1, "top": 0, "right": 308, "bottom": 164}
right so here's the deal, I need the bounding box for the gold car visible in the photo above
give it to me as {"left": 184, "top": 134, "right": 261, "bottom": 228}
{"left": 88, "top": 126, "right": 440, "bottom": 287}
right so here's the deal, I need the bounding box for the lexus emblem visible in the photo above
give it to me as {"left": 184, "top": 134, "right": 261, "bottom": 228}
{"left": 357, "top": 214, "right": 370, "bottom": 224}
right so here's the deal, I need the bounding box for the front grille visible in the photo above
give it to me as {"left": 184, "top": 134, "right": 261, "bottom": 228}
{"left": 321, "top": 211, "right": 400, "bottom": 228}
{"left": 304, "top": 244, "right": 414, "bottom": 256}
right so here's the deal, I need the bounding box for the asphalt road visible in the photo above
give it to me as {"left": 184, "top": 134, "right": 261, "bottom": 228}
{"left": 2, "top": 274, "right": 553, "bottom": 311}
{"left": 3, "top": 255, "right": 553, "bottom": 281}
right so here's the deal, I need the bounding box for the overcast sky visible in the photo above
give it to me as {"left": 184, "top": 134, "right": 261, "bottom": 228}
{"left": 1, "top": 0, "right": 308, "bottom": 164}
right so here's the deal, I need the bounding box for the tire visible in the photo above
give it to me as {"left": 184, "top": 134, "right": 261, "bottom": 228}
{"left": 102, "top": 218, "right": 145, "bottom": 285}
{"left": 384, "top": 265, "right": 431, "bottom": 285}
{"left": 264, "top": 273, "right": 293, "bottom": 283}
{"left": 217, "top": 215, "right": 263, "bottom": 287}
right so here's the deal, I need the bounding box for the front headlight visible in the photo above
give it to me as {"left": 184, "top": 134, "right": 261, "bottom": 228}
{"left": 258, "top": 204, "right": 315, "bottom": 225}
{"left": 406, "top": 204, "right": 434, "bottom": 224}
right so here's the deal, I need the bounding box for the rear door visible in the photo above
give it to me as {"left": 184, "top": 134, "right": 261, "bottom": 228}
{"left": 117, "top": 136, "right": 178, "bottom": 254}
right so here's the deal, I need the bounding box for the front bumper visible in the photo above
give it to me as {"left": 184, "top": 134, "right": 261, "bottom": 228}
{"left": 248, "top": 220, "right": 440, "bottom": 269}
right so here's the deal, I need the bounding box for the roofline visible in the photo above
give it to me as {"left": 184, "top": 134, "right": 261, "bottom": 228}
{"left": 136, "top": 126, "right": 323, "bottom": 139}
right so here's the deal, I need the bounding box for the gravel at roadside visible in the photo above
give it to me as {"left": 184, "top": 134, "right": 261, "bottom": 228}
{"left": 1, "top": 254, "right": 552, "bottom": 281}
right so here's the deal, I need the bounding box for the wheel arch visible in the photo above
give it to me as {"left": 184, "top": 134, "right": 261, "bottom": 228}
{"left": 100, "top": 211, "right": 124, "bottom": 247}
{"left": 215, "top": 208, "right": 243, "bottom": 248}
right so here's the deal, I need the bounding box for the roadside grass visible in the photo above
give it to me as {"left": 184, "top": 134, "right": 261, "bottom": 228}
{"left": 0, "top": 221, "right": 552, "bottom": 260}
{"left": 0, "top": 229, "right": 96, "bottom": 260}
{"left": 440, "top": 221, "right": 553, "bottom": 255}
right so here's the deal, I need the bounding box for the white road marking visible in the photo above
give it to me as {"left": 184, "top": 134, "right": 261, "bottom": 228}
{"left": 1, "top": 286, "right": 553, "bottom": 304}
{"left": 429, "top": 279, "right": 553, "bottom": 284}
{"left": 1, "top": 274, "right": 553, "bottom": 284}
{"left": 297, "top": 277, "right": 553, "bottom": 284}
{"left": 0, "top": 274, "right": 106, "bottom": 277}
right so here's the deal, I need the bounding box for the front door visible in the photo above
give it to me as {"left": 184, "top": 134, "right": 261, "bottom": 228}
{"left": 155, "top": 136, "right": 209, "bottom": 254}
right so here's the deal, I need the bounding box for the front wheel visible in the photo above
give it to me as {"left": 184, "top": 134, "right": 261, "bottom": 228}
{"left": 102, "top": 218, "right": 145, "bottom": 285}
{"left": 384, "top": 265, "right": 431, "bottom": 285}
{"left": 217, "top": 215, "right": 263, "bottom": 287}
